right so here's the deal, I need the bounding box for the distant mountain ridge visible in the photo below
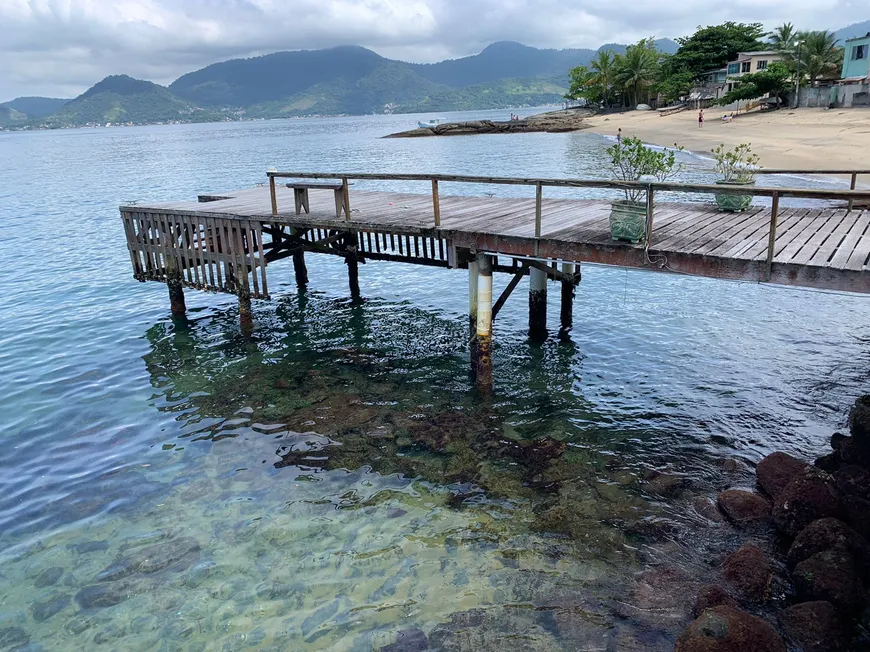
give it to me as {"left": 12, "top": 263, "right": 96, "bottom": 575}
{"left": 835, "top": 20, "right": 870, "bottom": 42}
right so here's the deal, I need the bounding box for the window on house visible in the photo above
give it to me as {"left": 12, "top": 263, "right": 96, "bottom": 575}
{"left": 727, "top": 63, "right": 740, "bottom": 75}
{"left": 853, "top": 44, "right": 868, "bottom": 60}
{"left": 756, "top": 60, "right": 768, "bottom": 70}
{"left": 741, "top": 61, "right": 751, "bottom": 73}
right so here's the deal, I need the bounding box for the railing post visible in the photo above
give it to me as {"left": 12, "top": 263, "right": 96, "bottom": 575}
{"left": 432, "top": 179, "right": 441, "bottom": 226}
{"left": 645, "top": 184, "right": 655, "bottom": 245}
{"left": 342, "top": 177, "right": 351, "bottom": 221}
{"left": 535, "top": 182, "right": 543, "bottom": 237}
{"left": 764, "top": 191, "right": 780, "bottom": 282}
{"left": 849, "top": 172, "right": 857, "bottom": 212}
{"left": 269, "top": 175, "right": 278, "bottom": 217}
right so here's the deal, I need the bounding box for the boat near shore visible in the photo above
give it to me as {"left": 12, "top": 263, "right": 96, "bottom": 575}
{"left": 417, "top": 118, "right": 446, "bottom": 129}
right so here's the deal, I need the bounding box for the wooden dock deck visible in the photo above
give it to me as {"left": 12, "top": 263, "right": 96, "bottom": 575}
{"left": 119, "top": 170, "right": 870, "bottom": 390}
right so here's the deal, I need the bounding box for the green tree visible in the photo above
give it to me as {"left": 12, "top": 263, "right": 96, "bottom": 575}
{"left": 615, "top": 39, "right": 659, "bottom": 106}
{"left": 718, "top": 61, "right": 791, "bottom": 106}
{"left": 798, "top": 31, "right": 843, "bottom": 84}
{"left": 671, "top": 22, "right": 766, "bottom": 79}
{"left": 566, "top": 65, "right": 595, "bottom": 101}
{"left": 768, "top": 23, "right": 797, "bottom": 51}
{"left": 589, "top": 50, "right": 618, "bottom": 107}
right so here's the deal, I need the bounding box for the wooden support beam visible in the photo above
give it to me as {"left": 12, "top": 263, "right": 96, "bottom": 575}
{"left": 528, "top": 266, "right": 547, "bottom": 341}
{"left": 432, "top": 179, "right": 441, "bottom": 226}
{"left": 468, "top": 258, "right": 478, "bottom": 340}
{"left": 269, "top": 176, "right": 278, "bottom": 217}
{"left": 475, "top": 253, "right": 493, "bottom": 393}
{"left": 342, "top": 177, "right": 351, "bottom": 221}
{"left": 238, "top": 285, "right": 253, "bottom": 332}
{"left": 525, "top": 258, "right": 577, "bottom": 284}
{"left": 346, "top": 232, "right": 360, "bottom": 300}
{"left": 166, "top": 256, "right": 186, "bottom": 316}
{"left": 535, "top": 182, "right": 543, "bottom": 237}
{"left": 491, "top": 264, "right": 526, "bottom": 321}
{"left": 764, "top": 191, "right": 780, "bottom": 282}
{"left": 849, "top": 173, "right": 857, "bottom": 212}
{"left": 559, "top": 262, "right": 576, "bottom": 340}
{"left": 645, "top": 185, "right": 655, "bottom": 244}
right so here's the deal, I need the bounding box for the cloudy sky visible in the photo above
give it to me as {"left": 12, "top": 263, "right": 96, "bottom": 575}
{"left": 1, "top": 0, "right": 866, "bottom": 100}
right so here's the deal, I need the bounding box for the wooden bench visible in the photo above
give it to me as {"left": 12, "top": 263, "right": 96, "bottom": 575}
{"left": 286, "top": 182, "right": 348, "bottom": 218}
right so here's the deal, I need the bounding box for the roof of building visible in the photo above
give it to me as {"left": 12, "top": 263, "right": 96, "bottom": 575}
{"left": 844, "top": 32, "right": 870, "bottom": 42}
{"left": 736, "top": 50, "right": 780, "bottom": 57}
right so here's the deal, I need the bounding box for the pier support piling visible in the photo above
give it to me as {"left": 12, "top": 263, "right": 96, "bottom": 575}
{"left": 293, "top": 251, "right": 309, "bottom": 287}
{"left": 475, "top": 253, "right": 493, "bottom": 392}
{"left": 345, "top": 232, "right": 361, "bottom": 301}
{"left": 238, "top": 285, "right": 253, "bottom": 333}
{"left": 528, "top": 266, "right": 548, "bottom": 341}
{"left": 559, "top": 263, "right": 575, "bottom": 340}
{"left": 468, "top": 258, "right": 478, "bottom": 339}
{"left": 166, "top": 257, "right": 186, "bottom": 316}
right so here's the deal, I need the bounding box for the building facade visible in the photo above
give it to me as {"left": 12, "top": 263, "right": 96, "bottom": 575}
{"left": 842, "top": 33, "right": 870, "bottom": 81}
{"left": 723, "top": 51, "right": 784, "bottom": 94}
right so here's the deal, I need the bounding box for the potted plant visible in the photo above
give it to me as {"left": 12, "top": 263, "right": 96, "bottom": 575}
{"left": 606, "top": 137, "right": 683, "bottom": 243}
{"left": 712, "top": 143, "right": 759, "bottom": 212}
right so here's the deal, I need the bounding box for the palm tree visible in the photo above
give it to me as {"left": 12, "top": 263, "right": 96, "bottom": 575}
{"left": 799, "top": 31, "right": 843, "bottom": 84}
{"left": 589, "top": 50, "right": 617, "bottom": 107}
{"left": 616, "top": 39, "right": 659, "bottom": 107}
{"left": 768, "top": 23, "right": 797, "bottom": 52}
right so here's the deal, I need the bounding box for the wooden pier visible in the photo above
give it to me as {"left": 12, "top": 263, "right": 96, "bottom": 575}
{"left": 120, "top": 171, "right": 870, "bottom": 391}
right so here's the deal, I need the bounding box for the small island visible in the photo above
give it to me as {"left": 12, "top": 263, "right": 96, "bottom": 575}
{"left": 383, "top": 107, "right": 593, "bottom": 138}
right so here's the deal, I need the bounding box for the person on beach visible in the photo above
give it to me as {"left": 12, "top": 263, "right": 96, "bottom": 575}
{"left": 617, "top": 128, "right": 622, "bottom": 144}
{"left": 698, "top": 109, "right": 704, "bottom": 128}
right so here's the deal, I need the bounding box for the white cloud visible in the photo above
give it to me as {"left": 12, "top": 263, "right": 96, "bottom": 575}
{"left": 0, "top": 0, "right": 864, "bottom": 100}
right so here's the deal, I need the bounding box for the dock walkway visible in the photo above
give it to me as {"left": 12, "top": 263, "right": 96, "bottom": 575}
{"left": 119, "top": 170, "right": 870, "bottom": 390}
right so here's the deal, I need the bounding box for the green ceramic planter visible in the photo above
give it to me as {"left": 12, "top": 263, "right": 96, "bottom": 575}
{"left": 609, "top": 201, "right": 647, "bottom": 243}
{"left": 715, "top": 180, "right": 755, "bottom": 212}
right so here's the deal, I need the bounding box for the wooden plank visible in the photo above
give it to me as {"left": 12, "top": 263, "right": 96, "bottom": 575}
{"left": 845, "top": 212, "right": 870, "bottom": 271}
{"left": 788, "top": 209, "right": 849, "bottom": 265}
{"left": 815, "top": 211, "right": 869, "bottom": 269}
{"left": 807, "top": 210, "right": 862, "bottom": 266}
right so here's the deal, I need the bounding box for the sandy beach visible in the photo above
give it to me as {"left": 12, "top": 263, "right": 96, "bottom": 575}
{"left": 583, "top": 107, "right": 870, "bottom": 175}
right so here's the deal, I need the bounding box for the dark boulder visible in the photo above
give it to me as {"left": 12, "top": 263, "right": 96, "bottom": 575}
{"left": 833, "top": 465, "right": 870, "bottom": 499}
{"left": 756, "top": 452, "right": 808, "bottom": 499}
{"left": 75, "top": 580, "right": 139, "bottom": 609}
{"left": 692, "top": 585, "right": 737, "bottom": 617}
{"left": 34, "top": 566, "right": 64, "bottom": 588}
{"left": 0, "top": 628, "right": 30, "bottom": 650}
{"left": 772, "top": 468, "right": 841, "bottom": 537}
{"left": 848, "top": 394, "right": 870, "bottom": 442}
{"left": 30, "top": 592, "right": 71, "bottom": 622}
{"left": 717, "top": 490, "right": 771, "bottom": 528}
{"left": 779, "top": 601, "right": 847, "bottom": 652}
{"left": 842, "top": 494, "right": 870, "bottom": 541}
{"left": 814, "top": 451, "right": 841, "bottom": 473}
{"left": 379, "top": 628, "right": 428, "bottom": 651}
{"left": 792, "top": 548, "right": 865, "bottom": 613}
{"left": 840, "top": 436, "right": 870, "bottom": 468}
{"left": 786, "top": 517, "right": 870, "bottom": 575}
{"left": 675, "top": 605, "right": 785, "bottom": 652}
{"left": 722, "top": 545, "right": 772, "bottom": 602}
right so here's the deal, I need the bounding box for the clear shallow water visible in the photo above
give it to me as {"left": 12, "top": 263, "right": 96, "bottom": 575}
{"left": 1, "top": 109, "right": 869, "bottom": 650}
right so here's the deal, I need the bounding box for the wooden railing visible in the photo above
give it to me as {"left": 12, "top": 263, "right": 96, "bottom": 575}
{"left": 266, "top": 171, "right": 870, "bottom": 281}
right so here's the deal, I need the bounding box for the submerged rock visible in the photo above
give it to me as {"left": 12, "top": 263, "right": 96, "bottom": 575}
{"left": 30, "top": 593, "right": 70, "bottom": 623}
{"left": 772, "top": 467, "right": 841, "bottom": 537}
{"left": 693, "top": 496, "right": 726, "bottom": 524}
{"left": 756, "top": 452, "right": 808, "bottom": 498}
{"left": 379, "top": 628, "right": 428, "bottom": 651}
{"left": 833, "top": 465, "right": 870, "bottom": 499}
{"left": 692, "top": 585, "right": 737, "bottom": 617}
{"left": 786, "top": 517, "right": 870, "bottom": 574}
{"left": 792, "top": 548, "right": 865, "bottom": 613}
{"left": 675, "top": 606, "right": 785, "bottom": 652}
{"left": 96, "top": 536, "right": 200, "bottom": 582}
{"left": 722, "top": 545, "right": 771, "bottom": 602}
{"left": 779, "top": 601, "right": 847, "bottom": 652}
{"left": 716, "top": 489, "right": 771, "bottom": 527}
{"left": 66, "top": 540, "right": 109, "bottom": 555}
{"left": 0, "top": 627, "right": 30, "bottom": 650}
{"left": 75, "top": 580, "right": 139, "bottom": 609}
{"left": 33, "top": 567, "right": 64, "bottom": 588}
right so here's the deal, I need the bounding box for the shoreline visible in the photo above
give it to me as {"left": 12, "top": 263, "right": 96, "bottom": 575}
{"left": 582, "top": 108, "right": 870, "bottom": 182}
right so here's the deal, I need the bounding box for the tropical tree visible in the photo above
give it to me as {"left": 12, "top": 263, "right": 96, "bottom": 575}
{"left": 589, "top": 50, "right": 618, "bottom": 107}
{"left": 798, "top": 30, "right": 843, "bottom": 84}
{"left": 768, "top": 23, "right": 797, "bottom": 51}
{"left": 671, "top": 22, "right": 766, "bottom": 79}
{"left": 615, "top": 39, "right": 659, "bottom": 107}
{"left": 566, "top": 65, "right": 600, "bottom": 103}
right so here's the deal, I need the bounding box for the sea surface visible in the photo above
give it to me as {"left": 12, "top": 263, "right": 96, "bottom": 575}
{"left": 1, "top": 108, "right": 869, "bottom": 651}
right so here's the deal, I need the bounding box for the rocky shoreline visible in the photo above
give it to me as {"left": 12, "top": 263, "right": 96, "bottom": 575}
{"left": 676, "top": 396, "right": 870, "bottom": 651}
{"left": 383, "top": 108, "right": 593, "bottom": 138}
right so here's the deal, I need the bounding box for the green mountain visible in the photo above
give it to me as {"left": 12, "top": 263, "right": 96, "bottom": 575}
{"left": 0, "top": 105, "right": 28, "bottom": 127}
{"left": 836, "top": 20, "right": 870, "bottom": 42}
{"left": 0, "top": 97, "right": 69, "bottom": 118}
{"left": 46, "top": 75, "right": 220, "bottom": 126}
{"left": 396, "top": 77, "right": 568, "bottom": 113}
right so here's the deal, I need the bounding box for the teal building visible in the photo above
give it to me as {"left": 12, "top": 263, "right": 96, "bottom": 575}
{"left": 842, "top": 33, "right": 870, "bottom": 80}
